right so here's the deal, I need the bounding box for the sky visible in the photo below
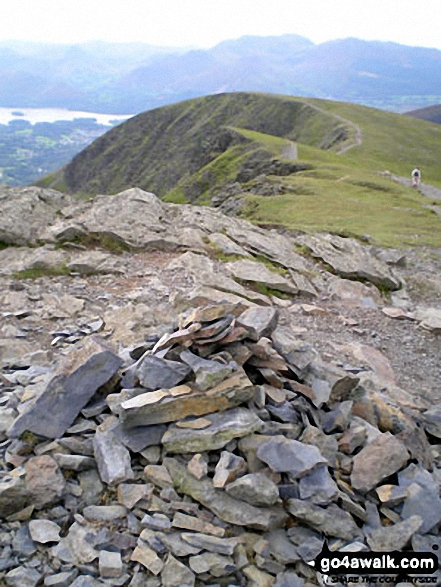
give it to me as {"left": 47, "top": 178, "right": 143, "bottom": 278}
{"left": 1, "top": 0, "right": 441, "bottom": 51}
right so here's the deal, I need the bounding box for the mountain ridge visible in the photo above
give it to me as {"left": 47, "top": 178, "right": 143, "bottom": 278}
{"left": 1, "top": 35, "right": 441, "bottom": 113}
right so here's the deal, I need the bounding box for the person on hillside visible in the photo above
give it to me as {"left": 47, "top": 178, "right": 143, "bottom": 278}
{"left": 412, "top": 166, "right": 421, "bottom": 188}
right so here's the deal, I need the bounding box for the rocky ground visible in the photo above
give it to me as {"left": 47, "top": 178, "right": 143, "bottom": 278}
{"left": 0, "top": 186, "right": 440, "bottom": 586}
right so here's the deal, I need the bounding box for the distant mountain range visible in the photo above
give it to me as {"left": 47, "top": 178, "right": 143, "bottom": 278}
{"left": 1, "top": 35, "right": 441, "bottom": 114}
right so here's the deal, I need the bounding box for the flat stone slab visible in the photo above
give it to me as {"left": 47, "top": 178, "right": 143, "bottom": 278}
{"left": 118, "top": 370, "right": 255, "bottom": 428}
{"left": 165, "top": 457, "right": 288, "bottom": 531}
{"left": 366, "top": 515, "right": 423, "bottom": 551}
{"left": 8, "top": 337, "right": 122, "bottom": 439}
{"left": 256, "top": 436, "right": 327, "bottom": 478}
{"left": 162, "top": 407, "right": 263, "bottom": 453}
{"left": 287, "top": 499, "right": 360, "bottom": 540}
{"left": 351, "top": 432, "right": 409, "bottom": 493}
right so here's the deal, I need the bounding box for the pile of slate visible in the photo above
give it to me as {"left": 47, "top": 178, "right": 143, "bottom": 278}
{"left": 0, "top": 303, "right": 440, "bottom": 587}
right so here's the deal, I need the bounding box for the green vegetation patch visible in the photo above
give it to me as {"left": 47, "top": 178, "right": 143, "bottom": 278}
{"left": 13, "top": 265, "right": 71, "bottom": 280}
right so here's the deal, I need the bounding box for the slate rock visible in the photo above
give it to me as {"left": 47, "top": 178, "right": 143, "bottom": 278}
{"left": 93, "top": 428, "right": 134, "bottom": 485}
{"left": 5, "top": 567, "right": 42, "bottom": 587}
{"left": 366, "top": 515, "right": 423, "bottom": 551}
{"left": 256, "top": 435, "right": 327, "bottom": 478}
{"left": 161, "top": 554, "right": 195, "bottom": 587}
{"left": 298, "top": 465, "right": 338, "bottom": 505}
{"left": 422, "top": 404, "right": 441, "bottom": 438}
{"left": 11, "top": 525, "right": 37, "bottom": 556}
{"left": 225, "top": 472, "right": 280, "bottom": 506}
{"left": 131, "top": 542, "right": 164, "bottom": 575}
{"left": 25, "top": 455, "right": 66, "bottom": 508}
{"left": 112, "top": 421, "right": 166, "bottom": 452}
{"left": 135, "top": 354, "right": 191, "bottom": 390}
{"left": 180, "top": 349, "right": 236, "bottom": 391}
{"left": 99, "top": 549, "right": 123, "bottom": 578}
{"left": 189, "top": 552, "right": 235, "bottom": 577}
{"left": 287, "top": 499, "right": 360, "bottom": 540}
{"left": 274, "top": 571, "right": 305, "bottom": 587}
{"left": 162, "top": 407, "right": 263, "bottom": 453}
{"left": 181, "top": 532, "right": 238, "bottom": 555}
{"left": 400, "top": 482, "right": 441, "bottom": 534}
{"left": 236, "top": 306, "right": 279, "bottom": 341}
{"left": 351, "top": 432, "right": 409, "bottom": 493}
{"left": 43, "top": 570, "right": 79, "bottom": 586}
{"left": 165, "top": 457, "right": 288, "bottom": 531}
{"left": 118, "top": 371, "right": 255, "bottom": 428}
{"left": 8, "top": 337, "right": 122, "bottom": 439}
{"left": 0, "top": 475, "right": 30, "bottom": 518}
{"left": 213, "top": 450, "right": 247, "bottom": 488}
{"left": 28, "top": 519, "right": 61, "bottom": 543}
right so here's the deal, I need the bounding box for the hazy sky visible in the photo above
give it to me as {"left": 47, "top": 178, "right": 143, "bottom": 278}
{"left": 1, "top": 0, "right": 441, "bottom": 50}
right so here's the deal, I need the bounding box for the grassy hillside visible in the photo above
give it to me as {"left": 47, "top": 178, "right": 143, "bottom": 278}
{"left": 37, "top": 92, "right": 441, "bottom": 248}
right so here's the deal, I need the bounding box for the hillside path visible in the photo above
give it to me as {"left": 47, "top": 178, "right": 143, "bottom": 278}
{"left": 388, "top": 174, "right": 441, "bottom": 215}
{"left": 302, "top": 100, "right": 362, "bottom": 154}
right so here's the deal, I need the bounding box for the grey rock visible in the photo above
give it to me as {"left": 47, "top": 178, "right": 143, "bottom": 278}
{"left": 213, "top": 450, "right": 247, "bottom": 488}
{"left": 236, "top": 306, "right": 278, "bottom": 341}
{"left": 225, "top": 472, "right": 280, "bottom": 506}
{"left": 5, "top": 567, "right": 42, "bottom": 587}
{"left": 0, "top": 186, "right": 72, "bottom": 246}
{"left": 422, "top": 404, "right": 441, "bottom": 438}
{"left": 161, "top": 554, "right": 195, "bottom": 587}
{"left": 300, "top": 426, "right": 339, "bottom": 468}
{"left": 113, "top": 421, "right": 166, "bottom": 452}
{"left": 266, "top": 529, "right": 299, "bottom": 564}
{"left": 8, "top": 337, "right": 122, "bottom": 439}
{"left": 287, "top": 499, "right": 360, "bottom": 540}
{"left": 366, "top": 515, "right": 423, "bottom": 551}
{"left": 225, "top": 259, "right": 299, "bottom": 295}
{"left": 99, "top": 550, "right": 123, "bottom": 578}
{"left": 274, "top": 571, "right": 305, "bottom": 587}
{"left": 93, "top": 428, "right": 134, "bottom": 485}
{"left": 69, "top": 577, "right": 101, "bottom": 587}
{"left": 296, "top": 233, "right": 401, "bottom": 290}
{"left": 181, "top": 533, "right": 238, "bottom": 556}
{"left": 189, "top": 552, "right": 236, "bottom": 577}
{"left": 141, "top": 513, "right": 172, "bottom": 531}
{"left": 78, "top": 469, "right": 104, "bottom": 505}
{"left": 25, "top": 455, "right": 66, "bottom": 508}
{"left": 65, "top": 521, "right": 99, "bottom": 564}
{"left": 156, "top": 531, "right": 203, "bottom": 557}
{"left": 180, "top": 349, "right": 236, "bottom": 391}
{"left": 53, "top": 454, "right": 96, "bottom": 472}
{"left": 43, "top": 570, "right": 79, "bottom": 586}
{"left": 0, "top": 475, "right": 30, "bottom": 518}
{"left": 136, "top": 354, "right": 191, "bottom": 390}
{"left": 400, "top": 482, "right": 441, "bottom": 534}
{"left": 165, "top": 457, "right": 288, "bottom": 531}
{"left": 271, "top": 326, "right": 317, "bottom": 376}
{"left": 28, "top": 519, "right": 61, "bottom": 543}
{"left": 256, "top": 435, "right": 327, "bottom": 477}
{"left": 83, "top": 505, "right": 127, "bottom": 522}
{"left": 351, "top": 432, "right": 409, "bottom": 493}
{"left": 163, "top": 407, "right": 263, "bottom": 453}
{"left": 303, "top": 360, "right": 359, "bottom": 407}
{"left": 298, "top": 465, "right": 338, "bottom": 505}
{"left": 118, "top": 370, "right": 255, "bottom": 428}
{"left": 131, "top": 541, "right": 164, "bottom": 575}
{"left": 11, "top": 525, "right": 37, "bottom": 556}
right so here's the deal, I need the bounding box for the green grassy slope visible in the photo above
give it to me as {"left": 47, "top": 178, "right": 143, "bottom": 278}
{"left": 36, "top": 92, "right": 441, "bottom": 248}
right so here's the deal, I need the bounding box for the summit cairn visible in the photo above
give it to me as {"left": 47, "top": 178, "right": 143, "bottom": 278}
{"left": 0, "top": 301, "right": 439, "bottom": 586}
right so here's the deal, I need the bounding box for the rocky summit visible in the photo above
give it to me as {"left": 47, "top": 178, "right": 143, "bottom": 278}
{"left": 0, "top": 185, "right": 440, "bottom": 586}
